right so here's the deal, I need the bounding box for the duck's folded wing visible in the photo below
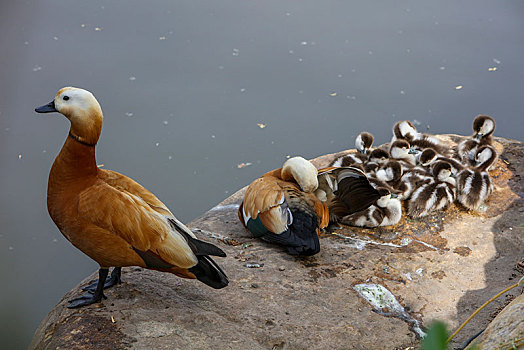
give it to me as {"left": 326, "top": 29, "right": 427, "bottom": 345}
{"left": 99, "top": 169, "right": 173, "bottom": 217}
{"left": 78, "top": 182, "right": 197, "bottom": 268}
{"left": 241, "top": 178, "right": 291, "bottom": 234}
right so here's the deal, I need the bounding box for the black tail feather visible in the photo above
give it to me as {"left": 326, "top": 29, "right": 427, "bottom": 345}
{"left": 168, "top": 218, "right": 226, "bottom": 257}
{"left": 188, "top": 255, "right": 229, "bottom": 289}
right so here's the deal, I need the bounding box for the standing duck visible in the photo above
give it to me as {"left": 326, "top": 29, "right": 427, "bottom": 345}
{"left": 338, "top": 187, "right": 402, "bottom": 227}
{"left": 407, "top": 161, "right": 456, "bottom": 217}
{"left": 35, "top": 87, "right": 228, "bottom": 308}
{"left": 457, "top": 115, "right": 496, "bottom": 166}
{"left": 456, "top": 145, "right": 497, "bottom": 210}
{"left": 239, "top": 157, "right": 380, "bottom": 255}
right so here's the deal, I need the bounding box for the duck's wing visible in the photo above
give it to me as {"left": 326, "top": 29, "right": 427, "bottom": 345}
{"left": 99, "top": 169, "right": 173, "bottom": 218}
{"left": 240, "top": 176, "right": 291, "bottom": 234}
{"left": 319, "top": 167, "right": 381, "bottom": 214}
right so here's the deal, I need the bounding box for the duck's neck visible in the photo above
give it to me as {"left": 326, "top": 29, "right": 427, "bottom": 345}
{"left": 49, "top": 132, "right": 98, "bottom": 188}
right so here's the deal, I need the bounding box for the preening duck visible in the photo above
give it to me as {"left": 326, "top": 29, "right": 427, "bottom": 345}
{"left": 338, "top": 187, "right": 402, "bottom": 228}
{"left": 407, "top": 161, "right": 456, "bottom": 217}
{"left": 456, "top": 145, "right": 497, "bottom": 210}
{"left": 457, "top": 115, "right": 496, "bottom": 166}
{"left": 35, "top": 87, "right": 228, "bottom": 308}
{"left": 238, "top": 157, "right": 380, "bottom": 255}
{"left": 392, "top": 120, "right": 451, "bottom": 156}
{"left": 329, "top": 132, "right": 374, "bottom": 168}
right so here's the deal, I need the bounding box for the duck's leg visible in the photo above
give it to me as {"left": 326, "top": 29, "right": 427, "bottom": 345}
{"left": 68, "top": 268, "right": 108, "bottom": 308}
{"left": 82, "top": 267, "right": 122, "bottom": 293}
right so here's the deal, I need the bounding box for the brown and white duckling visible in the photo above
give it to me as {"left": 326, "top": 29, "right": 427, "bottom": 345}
{"left": 329, "top": 132, "right": 374, "bottom": 168}
{"left": 417, "top": 148, "right": 465, "bottom": 175}
{"left": 456, "top": 145, "right": 497, "bottom": 210}
{"left": 389, "top": 140, "right": 418, "bottom": 168}
{"left": 407, "top": 161, "right": 456, "bottom": 217}
{"left": 363, "top": 148, "right": 390, "bottom": 175}
{"left": 338, "top": 187, "right": 402, "bottom": 227}
{"left": 355, "top": 131, "right": 374, "bottom": 155}
{"left": 392, "top": 120, "right": 452, "bottom": 156}
{"left": 457, "top": 115, "right": 496, "bottom": 166}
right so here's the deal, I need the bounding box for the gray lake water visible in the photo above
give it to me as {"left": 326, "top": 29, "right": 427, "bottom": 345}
{"left": 1, "top": 1, "right": 523, "bottom": 348}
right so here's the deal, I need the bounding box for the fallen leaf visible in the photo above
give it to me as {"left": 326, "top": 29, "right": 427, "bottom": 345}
{"left": 237, "top": 162, "right": 252, "bottom": 169}
{"left": 257, "top": 123, "right": 266, "bottom": 129}
{"left": 330, "top": 92, "right": 337, "bottom": 96}
{"left": 455, "top": 85, "right": 463, "bottom": 90}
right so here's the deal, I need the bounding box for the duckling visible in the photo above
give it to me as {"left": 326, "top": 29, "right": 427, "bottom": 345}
{"left": 35, "top": 87, "right": 228, "bottom": 308}
{"left": 457, "top": 115, "right": 496, "bottom": 166}
{"left": 363, "top": 148, "right": 390, "bottom": 175}
{"left": 456, "top": 145, "right": 497, "bottom": 210}
{"left": 407, "top": 161, "right": 456, "bottom": 217}
{"left": 355, "top": 131, "right": 374, "bottom": 155}
{"left": 389, "top": 140, "right": 418, "bottom": 168}
{"left": 417, "top": 148, "right": 464, "bottom": 175}
{"left": 239, "top": 158, "right": 380, "bottom": 255}
{"left": 329, "top": 132, "right": 374, "bottom": 168}
{"left": 338, "top": 188, "right": 402, "bottom": 227}
{"left": 392, "top": 120, "right": 452, "bottom": 156}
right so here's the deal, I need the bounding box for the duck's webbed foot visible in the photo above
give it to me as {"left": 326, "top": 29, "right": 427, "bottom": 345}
{"left": 82, "top": 267, "right": 121, "bottom": 294}
{"left": 68, "top": 268, "right": 110, "bottom": 308}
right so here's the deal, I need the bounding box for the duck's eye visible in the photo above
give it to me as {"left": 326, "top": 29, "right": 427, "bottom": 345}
{"left": 63, "top": 96, "right": 70, "bottom": 101}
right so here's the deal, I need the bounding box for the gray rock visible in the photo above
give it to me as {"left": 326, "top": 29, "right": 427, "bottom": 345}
{"left": 30, "top": 135, "right": 524, "bottom": 349}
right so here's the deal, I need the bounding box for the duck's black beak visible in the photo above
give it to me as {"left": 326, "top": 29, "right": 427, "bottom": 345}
{"left": 35, "top": 100, "right": 57, "bottom": 113}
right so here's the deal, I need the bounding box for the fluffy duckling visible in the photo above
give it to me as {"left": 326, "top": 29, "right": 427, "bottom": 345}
{"left": 390, "top": 140, "right": 418, "bottom": 167}
{"left": 355, "top": 132, "right": 374, "bottom": 155}
{"left": 36, "top": 87, "right": 228, "bottom": 308}
{"left": 338, "top": 187, "right": 402, "bottom": 228}
{"left": 457, "top": 115, "right": 496, "bottom": 166}
{"left": 239, "top": 158, "right": 380, "bottom": 255}
{"left": 407, "top": 161, "right": 456, "bottom": 217}
{"left": 363, "top": 148, "right": 390, "bottom": 175}
{"left": 329, "top": 132, "right": 374, "bottom": 168}
{"left": 456, "top": 145, "right": 497, "bottom": 210}
{"left": 417, "top": 148, "right": 465, "bottom": 175}
{"left": 392, "top": 120, "right": 451, "bottom": 156}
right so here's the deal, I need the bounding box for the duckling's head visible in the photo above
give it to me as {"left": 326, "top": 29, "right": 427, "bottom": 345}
{"left": 432, "top": 161, "right": 452, "bottom": 181}
{"left": 393, "top": 120, "right": 417, "bottom": 141}
{"left": 35, "top": 87, "right": 103, "bottom": 146}
{"left": 281, "top": 156, "right": 318, "bottom": 192}
{"left": 368, "top": 148, "right": 389, "bottom": 163}
{"left": 418, "top": 148, "right": 437, "bottom": 167}
{"left": 390, "top": 140, "right": 411, "bottom": 159}
{"left": 473, "top": 115, "right": 495, "bottom": 140}
{"left": 475, "top": 145, "right": 497, "bottom": 169}
{"left": 355, "top": 132, "right": 374, "bottom": 154}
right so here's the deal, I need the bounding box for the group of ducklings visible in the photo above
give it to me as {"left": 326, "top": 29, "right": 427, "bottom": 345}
{"left": 328, "top": 115, "right": 497, "bottom": 226}
{"left": 238, "top": 115, "right": 498, "bottom": 256}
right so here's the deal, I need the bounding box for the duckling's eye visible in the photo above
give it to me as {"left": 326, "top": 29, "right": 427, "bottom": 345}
{"left": 63, "top": 96, "right": 70, "bottom": 101}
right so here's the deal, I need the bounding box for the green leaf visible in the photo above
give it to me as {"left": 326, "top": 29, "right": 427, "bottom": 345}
{"left": 421, "top": 321, "right": 448, "bottom": 350}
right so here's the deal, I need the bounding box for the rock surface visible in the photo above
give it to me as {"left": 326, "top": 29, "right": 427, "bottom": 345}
{"left": 30, "top": 135, "right": 524, "bottom": 350}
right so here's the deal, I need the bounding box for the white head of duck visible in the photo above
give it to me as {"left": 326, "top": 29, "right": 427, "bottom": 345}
{"left": 281, "top": 156, "right": 318, "bottom": 193}
{"left": 35, "top": 87, "right": 103, "bottom": 146}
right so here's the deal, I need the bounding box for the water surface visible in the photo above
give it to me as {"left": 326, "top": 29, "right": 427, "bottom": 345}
{"left": 1, "top": 1, "right": 523, "bottom": 348}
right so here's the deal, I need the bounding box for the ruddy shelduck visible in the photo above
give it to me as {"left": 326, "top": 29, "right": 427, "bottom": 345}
{"left": 35, "top": 87, "right": 228, "bottom": 308}
{"left": 238, "top": 157, "right": 380, "bottom": 255}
